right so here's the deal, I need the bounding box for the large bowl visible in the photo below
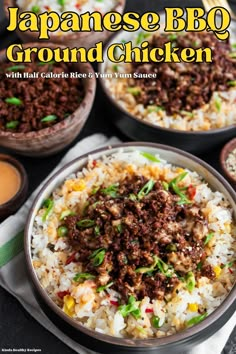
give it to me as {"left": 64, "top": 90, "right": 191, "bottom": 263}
{"left": 98, "top": 31, "right": 236, "bottom": 153}
{"left": 0, "top": 43, "right": 96, "bottom": 157}
{"left": 25, "top": 142, "right": 236, "bottom": 354}
{"left": 4, "top": 0, "right": 126, "bottom": 50}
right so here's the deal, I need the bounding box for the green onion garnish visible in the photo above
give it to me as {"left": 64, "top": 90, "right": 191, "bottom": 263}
{"left": 6, "top": 65, "right": 25, "bottom": 72}
{"left": 151, "top": 315, "right": 161, "bottom": 328}
{"left": 118, "top": 296, "right": 141, "bottom": 319}
{"left": 168, "top": 33, "right": 178, "bottom": 41}
{"left": 127, "top": 87, "right": 141, "bottom": 96}
{"left": 136, "top": 255, "right": 159, "bottom": 274}
{"left": 57, "top": 226, "right": 68, "bottom": 237}
{"left": 186, "top": 272, "right": 196, "bottom": 292}
{"left": 101, "top": 184, "right": 119, "bottom": 198}
{"left": 187, "top": 312, "right": 207, "bottom": 327}
{"left": 77, "top": 219, "right": 95, "bottom": 228}
{"left": 117, "top": 224, "right": 123, "bottom": 233}
{"left": 214, "top": 94, "right": 222, "bottom": 112}
{"left": 94, "top": 225, "right": 100, "bottom": 236}
{"left": 38, "top": 60, "right": 56, "bottom": 66}
{"left": 42, "top": 199, "right": 54, "bottom": 222}
{"left": 147, "top": 106, "right": 164, "bottom": 113}
{"left": 73, "top": 273, "right": 95, "bottom": 282}
{"left": 137, "top": 179, "right": 155, "bottom": 199}
{"left": 140, "top": 152, "right": 160, "bottom": 163}
{"left": 169, "top": 172, "right": 190, "bottom": 205}
{"left": 31, "top": 5, "right": 40, "bottom": 13}
{"left": 113, "top": 65, "right": 119, "bottom": 72}
{"left": 204, "top": 232, "right": 214, "bottom": 245}
{"left": 5, "top": 97, "right": 22, "bottom": 106}
{"left": 89, "top": 248, "right": 106, "bottom": 266}
{"left": 41, "top": 115, "right": 57, "bottom": 123}
{"left": 5, "top": 121, "right": 19, "bottom": 129}
{"left": 60, "top": 210, "right": 75, "bottom": 220}
{"left": 97, "top": 282, "right": 114, "bottom": 293}
{"left": 136, "top": 32, "right": 151, "bottom": 45}
{"left": 227, "top": 81, "right": 236, "bottom": 86}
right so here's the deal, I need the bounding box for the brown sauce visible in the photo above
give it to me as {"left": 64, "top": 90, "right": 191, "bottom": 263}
{"left": 0, "top": 161, "right": 21, "bottom": 205}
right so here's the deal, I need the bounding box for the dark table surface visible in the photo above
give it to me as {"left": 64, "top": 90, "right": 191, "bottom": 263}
{"left": 0, "top": 0, "right": 235, "bottom": 353}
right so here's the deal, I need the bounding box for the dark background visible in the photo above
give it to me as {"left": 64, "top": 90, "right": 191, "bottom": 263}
{"left": 0, "top": 0, "right": 235, "bottom": 353}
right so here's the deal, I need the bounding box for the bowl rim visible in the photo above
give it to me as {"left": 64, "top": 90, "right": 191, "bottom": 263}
{"left": 0, "top": 42, "right": 96, "bottom": 140}
{"left": 98, "top": 31, "right": 236, "bottom": 136}
{"left": 3, "top": 0, "right": 126, "bottom": 40}
{"left": 25, "top": 142, "right": 236, "bottom": 349}
{"left": 220, "top": 137, "right": 236, "bottom": 185}
{"left": 0, "top": 153, "right": 28, "bottom": 210}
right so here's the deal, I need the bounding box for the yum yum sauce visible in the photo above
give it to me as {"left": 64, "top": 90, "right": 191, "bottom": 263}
{"left": 0, "top": 161, "right": 21, "bottom": 205}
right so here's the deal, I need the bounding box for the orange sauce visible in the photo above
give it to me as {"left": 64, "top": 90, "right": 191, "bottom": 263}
{"left": 0, "top": 161, "right": 21, "bottom": 205}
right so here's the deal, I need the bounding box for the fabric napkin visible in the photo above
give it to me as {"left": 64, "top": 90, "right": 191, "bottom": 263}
{"left": 0, "top": 133, "right": 235, "bottom": 354}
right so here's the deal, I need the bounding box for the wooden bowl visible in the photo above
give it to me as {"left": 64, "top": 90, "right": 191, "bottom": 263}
{"left": 4, "top": 0, "right": 126, "bottom": 50}
{"left": 220, "top": 138, "right": 236, "bottom": 187}
{"left": 0, "top": 154, "right": 28, "bottom": 220}
{"left": 0, "top": 43, "right": 96, "bottom": 157}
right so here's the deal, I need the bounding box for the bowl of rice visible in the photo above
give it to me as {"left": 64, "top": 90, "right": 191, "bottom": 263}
{"left": 99, "top": 27, "right": 236, "bottom": 153}
{"left": 4, "top": 0, "right": 126, "bottom": 49}
{"left": 25, "top": 142, "right": 236, "bottom": 353}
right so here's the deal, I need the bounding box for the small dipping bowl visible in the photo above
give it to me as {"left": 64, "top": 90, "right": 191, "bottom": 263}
{"left": 220, "top": 138, "right": 236, "bottom": 187}
{"left": 0, "top": 154, "right": 28, "bottom": 220}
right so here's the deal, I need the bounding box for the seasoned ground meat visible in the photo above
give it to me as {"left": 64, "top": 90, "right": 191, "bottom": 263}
{"left": 0, "top": 61, "right": 84, "bottom": 133}
{"left": 130, "top": 32, "right": 236, "bottom": 114}
{"left": 64, "top": 175, "right": 209, "bottom": 302}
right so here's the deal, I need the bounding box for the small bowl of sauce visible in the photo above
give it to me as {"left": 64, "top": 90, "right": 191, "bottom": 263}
{"left": 0, "top": 154, "right": 28, "bottom": 220}
{"left": 220, "top": 138, "right": 236, "bottom": 188}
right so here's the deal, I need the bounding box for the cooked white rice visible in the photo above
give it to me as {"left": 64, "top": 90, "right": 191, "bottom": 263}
{"left": 32, "top": 150, "right": 236, "bottom": 338}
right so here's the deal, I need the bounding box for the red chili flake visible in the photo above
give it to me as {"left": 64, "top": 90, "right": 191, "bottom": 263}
{"left": 228, "top": 268, "right": 233, "bottom": 274}
{"left": 44, "top": 5, "right": 50, "bottom": 10}
{"left": 57, "top": 291, "right": 70, "bottom": 299}
{"left": 75, "top": 3, "right": 81, "bottom": 10}
{"left": 188, "top": 185, "right": 196, "bottom": 200}
{"left": 110, "top": 300, "right": 119, "bottom": 306}
{"left": 145, "top": 308, "right": 154, "bottom": 313}
{"left": 92, "top": 160, "right": 97, "bottom": 168}
{"left": 65, "top": 252, "right": 77, "bottom": 265}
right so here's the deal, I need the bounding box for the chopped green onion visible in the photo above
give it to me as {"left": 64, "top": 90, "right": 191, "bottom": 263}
{"left": 97, "top": 282, "right": 114, "bottom": 293}
{"left": 136, "top": 32, "right": 151, "bottom": 45}
{"left": 31, "top": 5, "right": 40, "bottom": 13}
{"left": 197, "top": 262, "right": 203, "bottom": 270}
{"left": 118, "top": 296, "right": 141, "bottom": 319}
{"left": 57, "top": 0, "right": 65, "bottom": 6}
{"left": 140, "top": 152, "right": 160, "bottom": 163}
{"left": 64, "top": 113, "right": 70, "bottom": 118}
{"left": 77, "top": 219, "right": 95, "bottom": 228}
{"left": 129, "top": 193, "right": 137, "bottom": 201}
{"left": 221, "top": 261, "right": 235, "bottom": 269}
{"left": 38, "top": 60, "right": 56, "bottom": 66}
{"left": 5, "top": 97, "right": 22, "bottom": 106}
{"left": 6, "top": 121, "right": 19, "bottom": 129}
{"left": 57, "top": 226, "right": 68, "bottom": 237}
{"left": 162, "top": 181, "right": 169, "bottom": 191}
{"left": 6, "top": 65, "right": 25, "bottom": 72}
{"left": 166, "top": 244, "right": 177, "bottom": 252}
{"left": 186, "top": 272, "right": 196, "bottom": 292}
{"left": 60, "top": 210, "right": 75, "bottom": 220}
{"left": 231, "top": 43, "right": 236, "bottom": 49}
{"left": 187, "top": 312, "right": 207, "bottom": 327}
{"left": 151, "top": 315, "right": 161, "bottom": 328}
{"left": 73, "top": 273, "right": 95, "bottom": 281}
{"left": 137, "top": 179, "right": 155, "bottom": 199}
{"left": 204, "top": 232, "right": 214, "bottom": 245}
{"left": 180, "top": 110, "right": 194, "bottom": 118}
{"left": 147, "top": 106, "right": 164, "bottom": 113}
{"left": 94, "top": 225, "right": 100, "bottom": 236}
{"left": 227, "top": 81, "right": 236, "bottom": 87}
{"left": 169, "top": 172, "right": 190, "bottom": 205}
{"left": 156, "top": 257, "right": 174, "bottom": 277}
{"left": 168, "top": 33, "right": 177, "bottom": 41}
{"left": 229, "top": 52, "right": 236, "bottom": 58}
{"left": 136, "top": 255, "right": 159, "bottom": 274}
{"left": 41, "top": 115, "right": 57, "bottom": 123}
{"left": 91, "top": 186, "right": 99, "bottom": 195}
{"left": 214, "top": 94, "right": 222, "bottom": 112}
{"left": 112, "top": 65, "right": 119, "bottom": 72}
{"left": 42, "top": 199, "right": 54, "bottom": 222}
{"left": 89, "top": 248, "right": 106, "bottom": 266}
{"left": 101, "top": 184, "right": 119, "bottom": 198}
{"left": 117, "top": 224, "right": 123, "bottom": 233}
{"left": 127, "top": 87, "right": 141, "bottom": 96}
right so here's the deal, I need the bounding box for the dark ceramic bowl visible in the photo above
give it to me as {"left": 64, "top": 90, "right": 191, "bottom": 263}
{"left": 0, "top": 154, "right": 28, "bottom": 220}
{"left": 0, "top": 43, "right": 96, "bottom": 157}
{"left": 98, "top": 30, "right": 236, "bottom": 154}
{"left": 25, "top": 143, "right": 236, "bottom": 354}
{"left": 220, "top": 138, "right": 236, "bottom": 188}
